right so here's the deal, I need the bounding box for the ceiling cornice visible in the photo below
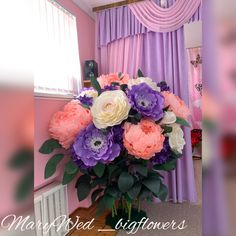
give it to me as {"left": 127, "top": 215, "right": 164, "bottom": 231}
{"left": 72, "top": 0, "right": 95, "bottom": 20}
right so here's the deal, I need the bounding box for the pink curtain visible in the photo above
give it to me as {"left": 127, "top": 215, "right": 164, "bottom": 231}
{"left": 97, "top": 35, "right": 143, "bottom": 77}
{"left": 187, "top": 47, "right": 202, "bottom": 129}
{"left": 129, "top": 0, "right": 201, "bottom": 32}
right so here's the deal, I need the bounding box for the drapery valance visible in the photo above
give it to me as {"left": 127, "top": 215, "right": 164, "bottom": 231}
{"left": 96, "top": 6, "right": 149, "bottom": 47}
{"left": 96, "top": 0, "right": 202, "bottom": 47}
{"left": 129, "top": 0, "right": 201, "bottom": 33}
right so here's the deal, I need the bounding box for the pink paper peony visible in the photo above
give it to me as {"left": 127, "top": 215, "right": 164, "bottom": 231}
{"left": 162, "top": 91, "right": 191, "bottom": 120}
{"left": 97, "top": 73, "right": 130, "bottom": 88}
{"left": 123, "top": 119, "right": 165, "bottom": 159}
{"left": 49, "top": 100, "right": 92, "bottom": 149}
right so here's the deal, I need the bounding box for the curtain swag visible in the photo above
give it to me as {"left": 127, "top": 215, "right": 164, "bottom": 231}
{"left": 129, "top": 0, "right": 201, "bottom": 32}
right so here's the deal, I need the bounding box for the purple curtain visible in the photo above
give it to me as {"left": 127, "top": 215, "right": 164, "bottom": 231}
{"left": 140, "top": 30, "right": 197, "bottom": 202}
{"left": 96, "top": 6, "right": 148, "bottom": 47}
{"left": 98, "top": 35, "right": 143, "bottom": 77}
{"left": 96, "top": 0, "right": 201, "bottom": 47}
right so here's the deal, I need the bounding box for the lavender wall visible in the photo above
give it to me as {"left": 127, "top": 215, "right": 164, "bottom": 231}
{"left": 34, "top": 0, "right": 95, "bottom": 214}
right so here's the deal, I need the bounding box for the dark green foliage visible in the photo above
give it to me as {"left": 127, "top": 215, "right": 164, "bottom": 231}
{"left": 39, "top": 138, "right": 61, "bottom": 154}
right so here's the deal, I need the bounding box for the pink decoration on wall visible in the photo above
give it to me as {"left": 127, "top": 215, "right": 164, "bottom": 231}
{"left": 187, "top": 47, "right": 202, "bottom": 129}
{"left": 129, "top": 0, "right": 201, "bottom": 32}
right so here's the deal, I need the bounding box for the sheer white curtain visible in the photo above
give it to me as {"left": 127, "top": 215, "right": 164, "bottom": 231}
{"left": 34, "top": 0, "right": 82, "bottom": 96}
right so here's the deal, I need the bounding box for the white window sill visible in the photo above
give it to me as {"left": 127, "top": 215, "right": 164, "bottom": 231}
{"left": 34, "top": 92, "right": 76, "bottom": 101}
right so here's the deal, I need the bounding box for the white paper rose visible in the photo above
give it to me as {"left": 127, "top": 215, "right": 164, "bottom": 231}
{"left": 78, "top": 88, "right": 98, "bottom": 99}
{"left": 161, "top": 111, "right": 177, "bottom": 125}
{"left": 91, "top": 90, "right": 131, "bottom": 129}
{"left": 168, "top": 124, "right": 185, "bottom": 154}
{"left": 128, "top": 77, "right": 161, "bottom": 92}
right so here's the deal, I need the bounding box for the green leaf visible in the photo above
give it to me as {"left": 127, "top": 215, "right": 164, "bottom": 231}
{"left": 162, "top": 126, "right": 173, "bottom": 134}
{"left": 9, "top": 149, "right": 33, "bottom": 169}
{"left": 76, "top": 175, "right": 91, "bottom": 201}
{"left": 15, "top": 170, "right": 33, "bottom": 202}
{"left": 142, "top": 178, "right": 161, "bottom": 196}
{"left": 120, "top": 84, "right": 128, "bottom": 92}
{"left": 146, "top": 195, "right": 153, "bottom": 203}
{"left": 93, "top": 163, "right": 106, "bottom": 178}
{"left": 148, "top": 171, "right": 164, "bottom": 179}
{"left": 133, "top": 164, "right": 148, "bottom": 177}
{"left": 163, "top": 106, "right": 170, "bottom": 112}
{"left": 44, "top": 154, "right": 64, "bottom": 179}
{"left": 77, "top": 183, "right": 91, "bottom": 201}
{"left": 139, "top": 187, "right": 150, "bottom": 200}
{"left": 176, "top": 117, "right": 191, "bottom": 127}
{"left": 65, "top": 160, "right": 79, "bottom": 175}
{"left": 75, "top": 174, "right": 91, "bottom": 187}
{"left": 91, "top": 77, "right": 101, "bottom": 95}
{"left": 156, "top": 183, "right": 168, "bottom": 202}
{"left": 91, "top": 189, "right": 103, "bottom": 203}
{"left": 110, "top": 168, "right": 122, "bottom": 179}
{"left": 81, "top": 103, "right": 90, "bottom": 109}
{"left": 91, "top": 177, "right": 107, "bottom": 188}
{"left": 137, "top": 69, "right": 144, "bottom": 77}
{"left": 149, "top": 171, "right": 165, "bottom": 179}
{"left": 171, "top": 150, "right": 182, "bottom": 159}
{"left": 134, "top": 113, "right": 142, "bottom": 121}
{"left": 101, "top": 128, "right": 109, "bottom": 134}
{"left": 39, "top": 138, "right": 61, "bottom": 154}
{"left": 124, "top": 193, "right": 132, "bottom": 203}
{"left": 118, "top": 172, "right": 134, "bottom": 193}
{"left": 154, "top": 159, "right": 177, "bottom": 171}
{"left": 62, "top": 169, "right": 79, "bottom": 185}
{"left": 111, "top": 82, "right": 120, "bottom": 86}
{"left": 97, "top": 194, "right": 115, "bottom": 216}
{"left": 108, "top": 165, "right": 118, "bottom": 179}
{"left": 127, "top": 182, "right": 142, "bottom": 199}
{"left": 128, "top": 112, "right": 142, "bottom": 124}
{"left": 80, "top": 168, "right": 89, "bottom": 175}
{"left": 105, "top": 186, "right": 120, "bottom": 198}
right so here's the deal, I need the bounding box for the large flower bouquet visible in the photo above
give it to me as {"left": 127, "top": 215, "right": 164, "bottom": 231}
{"left": 39, "top": 70, "right": 191, "bottom": 224}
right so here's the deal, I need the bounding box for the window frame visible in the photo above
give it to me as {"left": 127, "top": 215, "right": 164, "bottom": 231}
{"left": 34, "top": 0, "right": 82, "bottom": 99}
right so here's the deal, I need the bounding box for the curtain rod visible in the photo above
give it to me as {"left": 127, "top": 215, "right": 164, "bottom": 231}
{"left": 49, "top": 0, "right": 75, "bottom": 17}
{"left": 92, "top": 0, "right": 144, "bottom": 12}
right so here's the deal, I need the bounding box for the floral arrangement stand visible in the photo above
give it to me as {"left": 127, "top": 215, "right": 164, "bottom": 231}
{"left": 39, "top": 70, "right": 191, "bottom": 229}
{"left": 105, "top": 207, "right": 147, "bottom": 229}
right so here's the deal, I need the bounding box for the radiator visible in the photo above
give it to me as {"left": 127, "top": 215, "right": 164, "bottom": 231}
{"left": 34, "top": 182, "right": 69, "bottom": 236}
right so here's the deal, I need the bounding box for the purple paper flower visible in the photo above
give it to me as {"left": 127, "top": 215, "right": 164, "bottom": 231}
{"left": 71, "top": 148, "right": 90, "bottom": 170}
{"left": 157, "top": 81, "right": 170, "bottom": 92}
{"left": 72, "top": 124, "right": 121, "bottom": 167}
{"left": 112, "top": 125, "right": 124, "bottom": 147}
{"left": 102, "top": 84, "right": 119, "bottom": 92}
{"left": 151, "top": 138, "right": 171, "bottom": 165}
{"left": 128, "top": 83, "right": 164, "bottom": 120}
{"left": 77, "top": 95, "right": 93, "bottom": 107}
{"left": 76, "top": 87, "right": 98, "bottom": 107}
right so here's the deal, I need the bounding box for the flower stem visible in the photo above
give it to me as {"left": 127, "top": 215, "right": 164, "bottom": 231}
{"left": 123, "top": 199, "right": 128, "bottom": 213}
{"left": 138, "top": 198, "right": 141, "bottom": 213}
{"left": 114, "top": 204, "right": 117, "bottom": 215}
{"left": 112, "top": 206, "right": 115, "bottom": 218}
{"left": 128, "top": 203, "right": 132, "bottom": 221}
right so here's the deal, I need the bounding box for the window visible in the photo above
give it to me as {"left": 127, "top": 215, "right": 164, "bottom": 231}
{"left": 34, "top": 0, "right": 82, "bottom": 97}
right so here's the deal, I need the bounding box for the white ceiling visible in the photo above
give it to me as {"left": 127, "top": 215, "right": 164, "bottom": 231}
{"left": 72, "top": 0, "right": 118, "bottom": 19}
